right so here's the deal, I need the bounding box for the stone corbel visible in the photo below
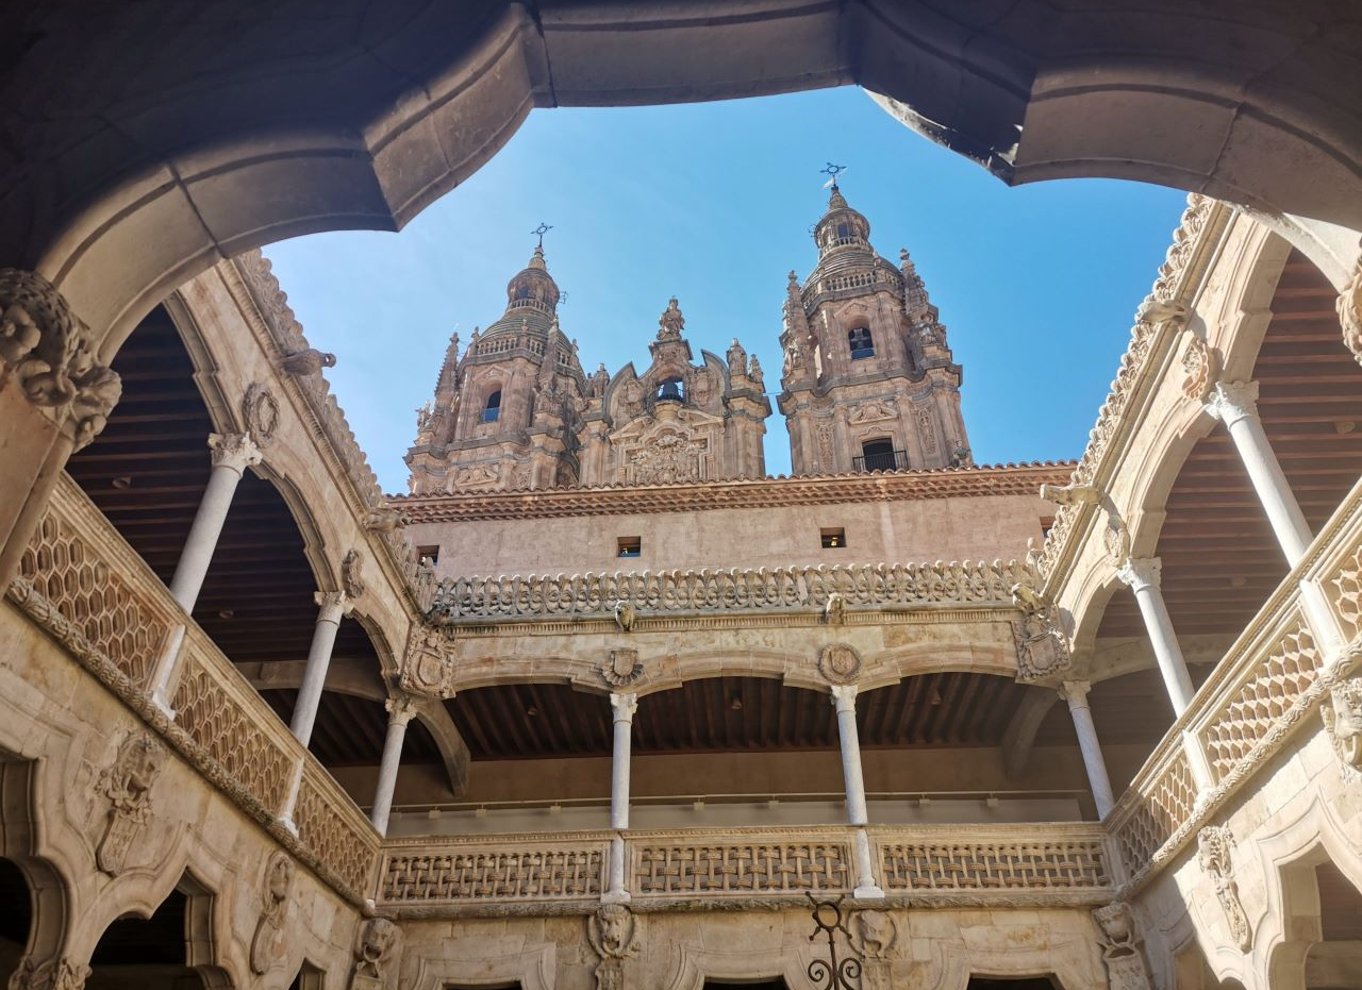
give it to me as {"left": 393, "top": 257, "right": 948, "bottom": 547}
{"left": 0, "top": 268, "right": 121, "bottom": 450}
{"left": 587, "top": 903, "right": 640, "bottom": 990}
{"left": 350, "top": 917, "right": 401, "bottom": 990}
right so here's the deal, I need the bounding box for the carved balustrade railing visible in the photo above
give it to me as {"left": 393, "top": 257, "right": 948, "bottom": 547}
{"left": 375, "top": 824, "right": 1112, "bottom": 913}
{"left": 429, "top": 559, "right": 1031, "bottom": 624}
{"left": 1107, "top": 474, "right": 1362, "bottom": 892}
{"left": 6, "top": 473, "right": 382, "bottom": 904}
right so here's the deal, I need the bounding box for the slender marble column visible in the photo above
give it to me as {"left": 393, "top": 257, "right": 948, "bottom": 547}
{"left": 831, "top": 684, "right": 884, "bottom": 898}
{"left": 169, "top": 432, "right": 262, "bottom": 612}
{"left": 370, "top": 696, "right": 419, "bottom": 835}
{"left": 605, "top": 691, "right": 638, "bottom": 903}
{"left": 289, "top": 591, "right": 351, "bottom": 747}
{"left": 1060, "top": 681, "right": 1115, "bottom": 819}
{"left": 1206, "top": 381, "right": 1312, "bottom": 566}
{"left": 1116, "top": 557, "right": 1195, "bottom": 715}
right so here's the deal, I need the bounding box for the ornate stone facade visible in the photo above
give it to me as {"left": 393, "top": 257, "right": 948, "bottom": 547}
{"left": 779, "top": 185, "right": 969, "bottom": 475}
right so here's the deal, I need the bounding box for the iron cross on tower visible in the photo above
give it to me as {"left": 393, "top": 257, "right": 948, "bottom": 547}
{"left": 819, "top": 162, "right": 847, "bottom": 188}
{"left": 532, "top": 222, "right": 553, "bottom": 248}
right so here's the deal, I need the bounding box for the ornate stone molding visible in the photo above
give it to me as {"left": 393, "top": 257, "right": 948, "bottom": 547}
{"left": 1092, "top": 903, "right": 1153, "bottom": 990}
{"left": 342, "top": 548, "right": 366, "bottom": 599}
{"left": 315, "top": 590, "right": 354, "bottom": 622}
{"left": 249, "top": 851, "right": 294, "bottom": 975}
{"left": 430, "top": 559, "right": 1031, "bottom": 624}
{"left": 1203, "top": 380, "right": 1261, "bottom": 429}
{"left": 350, "top": 917, "right": 401, "bottom": 990}
{"left": 1115, "top": 557, "right": 1162, "bottom": 592}
{"left": 1179, "top": 334, "right": 1220, "bottom": 404}
{"left": 95, "top": 731, "right": 166, "bottom": 875}
{"left": 1320, "top": 675, "right": 1362, "bottom": 782}
{"left": 207, "top": 431, "right": 263, "bottom": 473}
{"left": 0, "top": 268, "right": 121, "bottom": 450}
{"left": 384, "top": 695, "right": 419, "bottom": 727}
{"left": 7, "top": 957, "right": 91, "bottom": 990}
{"left": 587, "top": 903, "right": 640, "bottom": 990}
{"left": 1196, "top": 824, "right": 1252, "bottom": 951}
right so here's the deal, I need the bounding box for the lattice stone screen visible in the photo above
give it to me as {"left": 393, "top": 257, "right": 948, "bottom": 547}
{"left": 633, "top": 841, "right": 852, "bottom": 895}
{"left": 879, "top": 839, "right": 1109, "bottom": 891}
{"left": 381, "top": 847, "right": 604, "bottom": 901}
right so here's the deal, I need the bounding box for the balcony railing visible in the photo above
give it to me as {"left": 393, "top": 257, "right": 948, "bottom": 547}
{"left": 853, "top": 449, "right": 910, "bottom": 472}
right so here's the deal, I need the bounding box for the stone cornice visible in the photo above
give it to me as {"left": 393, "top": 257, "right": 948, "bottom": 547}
{"left": 391, "top": 461, "right": 1072, "bottom": 522}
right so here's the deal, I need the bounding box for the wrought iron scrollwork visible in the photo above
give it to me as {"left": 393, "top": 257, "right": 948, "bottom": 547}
{"left": 806, "top": 893, "right": 861, "bottom": 990}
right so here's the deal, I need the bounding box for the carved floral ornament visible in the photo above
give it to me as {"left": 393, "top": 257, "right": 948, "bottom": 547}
{"left": 0, "top": 268, "right": 121, "bottom": 450}
{"left": 1180, "top": 332, "right": 1221, "bottom": 404}
{"left": 1197, "top": 824, "right": 1252, "bottom": 952}
{"left": 1338, "top": 257, "right": 1362, "bottom": 367}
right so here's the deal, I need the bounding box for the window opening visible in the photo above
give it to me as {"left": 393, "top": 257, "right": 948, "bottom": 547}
{"left": 617, "top": 536, "right": 642, "bottom": 558}
{"left": 656, "top": 377, "right": 684, "bottom": 403}
{"left": 848, "top": 326, "right": 874, "bottom": 359}
{"left": 857, "top": 438, "right": 902, "bottom": 472}
{"left": 820, "top": 527, "right": 846, "bottom": 549}
{"left": 417, "top": 544, "right": 440, "bottom": 565}
{"left": 481, "top": 389, "right": 502, "bottom": 422}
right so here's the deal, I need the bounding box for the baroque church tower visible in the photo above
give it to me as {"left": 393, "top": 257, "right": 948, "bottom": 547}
{"left": 406, "top": 243, "right": 587, "bottom": 494}
{"left": 407, "top": 244, "right": 770, "bottom": 493}
{"left": 778, "top": 182, "right": 970, "bottom": 474}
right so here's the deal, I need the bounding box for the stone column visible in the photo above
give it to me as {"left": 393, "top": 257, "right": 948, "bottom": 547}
{"left": 605, "top": 691, "right": 637, "bottom": 903}
{"left": 1116, "top": 557, "right": 1195, "bottom": 715}
{"left": 370, "top": 696, "right": 419, "bottom": 835}
{"left": 1206, "top": 381, "right": 1312, "bottom": 566}
{"left": 289, "top": 591, "right": 351, "bottom": 747}
{"left": 1059, "top": 681, "right": 1115, "bottom": 819}
{"left": 169, "top": 432, "right": 262, "bottom": 612}
{"left": 831, "top": 684, "right": 884, "bottom": 898}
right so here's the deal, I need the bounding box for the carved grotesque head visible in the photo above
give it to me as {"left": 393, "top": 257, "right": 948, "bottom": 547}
{"left": 358, "top": 917, "right": 400, "bottom": 974}
{"left": 1092, "top": 902, "right": 1135, "bottom": 947}
{"left": 1322, "top": 677, "right": 1362, "bottom": 775}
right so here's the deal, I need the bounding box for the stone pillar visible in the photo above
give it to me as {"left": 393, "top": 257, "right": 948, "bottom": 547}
{"left": 169, "top": 432, "right": 262, "bottom": 612}
{"left": 370, "top": 696, "right": 419, "bottom": 835}
{"left": 605, "top": 691, "right": 637, "bottom": 903}
{"left": 831, "top": 684, "right": 884, "bottom": 898}
{"left": 1116, "top": 557, "right": 1195, "bottom": 715}
{"left": 1205, "top": 381, "right": 1312, "bottom": 566}
{"left": 289, "top": 591, "right": 351, "bottom": 747}
{"left": 1059, "top": 681, "right": 1115, "bottom": 819}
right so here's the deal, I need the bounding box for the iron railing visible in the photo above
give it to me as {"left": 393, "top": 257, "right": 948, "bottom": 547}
{"left": 853, "top": 448, "right": 909, "bottom": 472}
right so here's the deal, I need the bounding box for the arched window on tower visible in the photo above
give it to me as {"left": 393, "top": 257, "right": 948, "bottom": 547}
{"left": 857, "top": 437, "right": 902, "bottom": 473}
{"left": 848, "top": 326, "right": 875, "bottom": 360}
{"left": 481, "top": 389, "right": 502, "bottom": 423}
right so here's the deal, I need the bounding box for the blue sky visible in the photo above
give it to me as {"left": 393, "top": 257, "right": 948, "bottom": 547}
{"left": 263, "top": 87, "right": 1188, "bottom": 493}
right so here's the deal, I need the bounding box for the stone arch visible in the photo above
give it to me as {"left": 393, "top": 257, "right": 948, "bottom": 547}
{"left": 404, "top": 940, "right": 555, "bottom": 990}
{"left": 0, "top": 755, "right": 75, "bottom": 986}
{"left": 663, "top": 939, "right": 811, "bottom": 990}
{"left": 921, "top": 935, "right": 1103, "bottom": 990}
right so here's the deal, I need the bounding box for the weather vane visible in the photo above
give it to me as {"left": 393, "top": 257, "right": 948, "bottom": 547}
{"left": 532, "top": 222, "right": 553, "bottom": 248}
{"left": 819, "top": 162, "right": 847, "bottom": 188}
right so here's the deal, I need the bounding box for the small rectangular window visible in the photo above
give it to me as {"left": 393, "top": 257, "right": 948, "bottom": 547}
{"left": 617, "top": 536, "right": 642, "bottom": 558}
{"left": 417, "top": 544, "right": 440, "bottom": 565}
{"left": 820, "top": 527, "right": 846, "bottom": 549}
{"left": 1039, "top": 516, "right": 1055, "bottom": 539}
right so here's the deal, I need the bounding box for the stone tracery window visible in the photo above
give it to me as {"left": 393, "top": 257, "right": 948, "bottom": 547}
{"left": 848, "top": 326, "right": 874, "bottom": 360}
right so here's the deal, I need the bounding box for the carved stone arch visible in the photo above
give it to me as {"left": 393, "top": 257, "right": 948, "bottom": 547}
{"left": 150, "top": 290, "right": 238, "bottom": 434}
{"left": 404, "top": 940, "right": 555, "bottom": 990}
{"left": 662, "top": 939, "right": 812, "bottom": 990}
{"left": 252, "top": 465, "right": 339, "bottom": 593}
{"left": 0, "top": 754, "right": 77, "bottom": 984}
{"left": 920, "top": 934, "right": 1103, "bottom": 990}
{"left": 177, "top": 870, "right": 239, "bottom": 990}
{"left": 1250, "top": 795, "right": 1362, "bottom": 990}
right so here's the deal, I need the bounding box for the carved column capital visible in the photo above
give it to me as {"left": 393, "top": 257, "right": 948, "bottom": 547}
{"left": 384, "top": 694, "right": 420, "bottom": 727}
{"left": 1115, "top": 556, "right": 1162, "bottom": 592}
{"left": 609, "top": 691, "right": 638, "bottom": 723}
{"left": 1058, "top": 680, "right": 1092, "bottom": 708}
{"left": 0, "top": 267, "right": 121, "bottom": 450}
{"left": 1204, "top": 380, "right": 1261, "bottom": 428}
{"left": 830, "top": 682, "right": 859, "bottom": 712}
{"left": 208, "top": 431, "right": 263, "bottom": 472}
{"left": 313, "top": 590, "right": 353, "bottom": 622}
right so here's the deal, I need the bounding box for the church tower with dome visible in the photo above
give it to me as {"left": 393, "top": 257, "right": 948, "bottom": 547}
{"left": 778, "top": 180, "right": 970, "bottom": 475}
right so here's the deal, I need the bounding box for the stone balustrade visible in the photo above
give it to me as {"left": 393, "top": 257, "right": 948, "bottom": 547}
{"left": 1107, "top": 472, "right": 1362, "bottom": 892}
{"left": 429, "top": 559, "right": 1032, "bottom": 624}
{"left": 7, "top": 473, "right": 382, "bottom": 904}
{"left": 377, "top": 823, "right": 1112, "bottom": 913}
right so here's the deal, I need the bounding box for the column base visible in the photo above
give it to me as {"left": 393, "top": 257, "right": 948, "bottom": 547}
{"left": 149, "top": 693, "right": 177, "bottom": 721}
{"left": 600, "top": 888, "right": 632, "bottom": 905}
{"left": 853, "top": 883, "right": 886, "bottom": 900}
{"left": 277, "top": 815, "right": 299, "bottom": 837}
